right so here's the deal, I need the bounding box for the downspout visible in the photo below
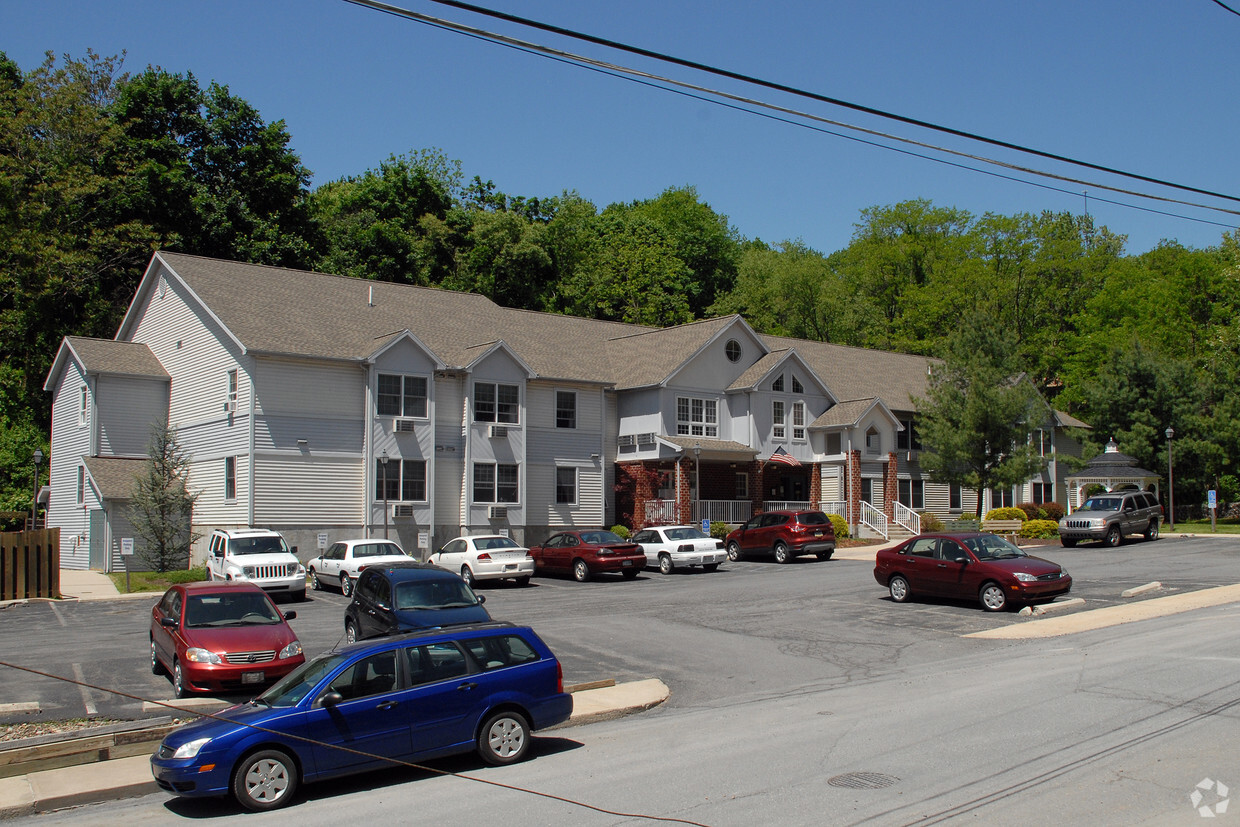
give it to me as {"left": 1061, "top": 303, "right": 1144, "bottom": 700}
{"left": 363, "top": 364, "right": 374, "bottom": 539}
{"left": 461, "top": 373, "right": 471, "bottom": 531}
{"left": 246, "top": 366, "right": 255, "bottom": 528}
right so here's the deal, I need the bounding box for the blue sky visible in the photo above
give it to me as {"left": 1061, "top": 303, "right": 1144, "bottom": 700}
{"left": 6, "top": 0, "right": 1239, "bottom": 256}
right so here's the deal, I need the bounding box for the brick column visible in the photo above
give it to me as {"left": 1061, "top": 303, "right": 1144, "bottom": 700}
{"left": 848, "top": 449, "right": 862, "bottom": 527}
{"left": 750, "top": 460, "right": 764, "bottom": 518}
{"left": 884, "top": 452, "right": 898, "bottom": 519}
{"left": 810, "top": 463, "right": 821, "bottom": 510}
{"left": 677, "top": 456, "right": 692, "bottom": 525}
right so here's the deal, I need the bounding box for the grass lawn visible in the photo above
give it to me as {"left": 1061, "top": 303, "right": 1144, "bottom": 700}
{"left": 107, "top": 566, "right": 207, "bottom": 593}
{"left": 1171, "top": 520, "right": 1240, "bottom": 535}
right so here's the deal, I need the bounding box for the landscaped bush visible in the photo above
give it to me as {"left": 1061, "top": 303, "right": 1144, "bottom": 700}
{"left": 1019, "top": 519, "right": 1060, "bottom": 539}
{"left": 919, "top": 511, "right": 944, "bottom": 533}
{"left": 826, "top": 513, "right": 850, "bottom": 539}
{"left": 610, "top": 524, "right": 630, "bottom": 539}
{"left": 710, "top": 521, "right": 731, "bottom": 540}
{"left": 1016, "top": 502, "right": 1045, "bottom": 521}
{"left": 984, "top": 507, "right": 1028, "bottom": 522}
{"left": 1039, "top": 501, "right": 1066, "bottom": 521}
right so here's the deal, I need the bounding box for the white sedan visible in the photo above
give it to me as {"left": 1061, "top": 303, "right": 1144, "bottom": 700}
{"left": 632, "top": 525, "right": 727, "bottom": 574}
{"left": 307, "top": 539, "right": 411, "bottom": 597}
{"left": 430, "top": 535, "right": 535, "bottom": 588}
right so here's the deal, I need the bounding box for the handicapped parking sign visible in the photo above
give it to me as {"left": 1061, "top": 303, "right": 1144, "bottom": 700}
{"left": 702, "top": 518, "right": 710, "bottom": 533}
{"left": 1209, "top": 489, "right": 1217, "bottom": 510}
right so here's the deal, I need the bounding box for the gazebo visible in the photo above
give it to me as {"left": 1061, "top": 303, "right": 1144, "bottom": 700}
{"left": 1064, "top": 438, "right": 1162, "bottom": 512}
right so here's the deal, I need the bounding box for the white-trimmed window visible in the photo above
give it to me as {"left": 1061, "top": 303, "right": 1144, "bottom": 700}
{"left": 556, "top": 391, "right": 577, "bottom": 429}
{"left": 377, "top": 374, "right": 428, "bottom": 418}
{"left": 897, "top": 479, "right": 925, "bottom": 509}
{"left": 376, "top": 459, "right": 427, "bottom": 502}
{"left": 676, "top": 396, "right": 717, "bottom": 437}
{"left": 225, "top": 457, "right": 236, "bottom": 501}
{"left": 226, "top": 369, "right": 238, "bottom": 411}
{"left": 772, "top": 375, "right": 784, "bottom": 392}
{"left": 475, "top": 382, "right": 520, "bottom": 424}
{"left": 772, "top": 400, "right": 786, "bottom": 439}
{"left": 78, "top": 386, "right": 88, "bottom": 427}
{"left": 555, "top": 467, "right": 577, "bottom": 504}
{"left": 77, "top": 465, "right": 85, "bottom": 504}
{"left": 735, "top": 473, "right": 749, "bottom": 499}
{"left": 792, "top": 401, "right": 806, "bottom": 441}
{"left": 1033, "top": 482, "right": 1053, "bottom": 503}
{"left": 792, "top": 375, "right": 804, "bottom": 393}
{"left": 473, "top": 463, "right": 519, "bottom": 503}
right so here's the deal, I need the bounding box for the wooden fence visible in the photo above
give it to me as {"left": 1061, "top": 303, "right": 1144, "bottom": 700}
{"left": 0, "top": 529, "right": 60, "bottom": 600}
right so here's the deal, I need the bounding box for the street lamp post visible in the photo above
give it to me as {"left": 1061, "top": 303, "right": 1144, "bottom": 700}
{"left": 380, "top": 450, "right": 390, "bottom": 539}
{"left": 1165, "top": 427, "right": 1175, "bottom": 532}
{"left": 31, "top": 449, "right": 43, "bottom": 531}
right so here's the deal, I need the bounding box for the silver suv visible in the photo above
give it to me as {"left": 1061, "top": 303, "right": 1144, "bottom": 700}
{"left": 1059, "top": 491, "right": 1163, "bottom": 548}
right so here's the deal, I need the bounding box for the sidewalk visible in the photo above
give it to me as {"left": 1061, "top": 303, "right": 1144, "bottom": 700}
{"left": 0, "top": 678, "right": 669, "bottom": 818}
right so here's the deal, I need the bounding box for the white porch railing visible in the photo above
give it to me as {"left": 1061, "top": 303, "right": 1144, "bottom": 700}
{"left": 819, "top": 501, "right": 847, "bottom": 520}
{"left": 644, "top": 499, "right": 680, "bottom": 525}
{"left": 763, "top": 500, "right": 810, "bottom": 512}
{"left": 693, "top": 499, "right": 754, "bottom": 524}
{"left": 893, "top": 502, "right": 921, "bottom": 535}
{"left": 861, "top": 501, "right": 888, "bottom": 538}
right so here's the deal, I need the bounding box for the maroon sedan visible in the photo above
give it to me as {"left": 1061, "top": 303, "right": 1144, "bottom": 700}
{"left": 150, "top": 581, "right": 304, "bottom": 698}
{"left": 528, "top": 529, "right": 646, "bottom": 582}
{"left": 873, "top": 532, "right": 1071, "bottom": 612}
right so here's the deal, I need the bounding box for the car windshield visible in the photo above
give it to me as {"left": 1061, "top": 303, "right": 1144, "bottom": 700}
{"left": 394, "top": 579, "right": 480, "bottom": 610}
{"left": 259, "top": 652, "right": 348, "bottom": 707}
{"left": 962, "top": 535, "right": 1027, "bottom": 560}
{"left": 1080, "top": 497, "right": 1121, "bottom": 512}
{"left": 664, "top": 527, "right": 708, "bottom": 541}
{"left": 230, "top": 536, "right": 289, "bottom": 555}
{"left": 184, "top": 593, "right": 282, "bottom": 627}
{"left": 580, "top": 530, "right": 624, "bottom": 544}
{"left": 355, "top": 542, "right": 405, "bottom": 558}
{"left": 474, "top": 537, "right": 520, "bottom": 550}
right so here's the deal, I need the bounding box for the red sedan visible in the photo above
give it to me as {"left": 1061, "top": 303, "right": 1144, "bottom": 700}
{"left": 528, "top": 529, "right": 646, "bottom": 582}
{"left": 873, "top": 532, "right": 1071, "bottom": 612}
{"left": 150, "top": 581, "right": 304, "bottom": 698}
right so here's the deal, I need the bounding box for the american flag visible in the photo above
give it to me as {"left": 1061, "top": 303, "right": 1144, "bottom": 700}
{"left": 768, "top": 446, "right": 802, "bottom": 467}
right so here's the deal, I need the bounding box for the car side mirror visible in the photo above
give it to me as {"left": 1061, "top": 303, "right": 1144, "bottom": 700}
{"left": 954, "top": 557, "right": 969, "bottom": 564}
{"left": 477, "top": 595, "right": 486, "bottom": 604}
{"left": 291, "top": 546, "right": 298, "bottom": 554}
{"left": 320, "top": 691, "right": 343, "bottom": 708}
{"left": 281, "top": 610, "right": 296, "bottom": 621}
{"left": 160, "top": 615, "right": 178, "bottom": 627}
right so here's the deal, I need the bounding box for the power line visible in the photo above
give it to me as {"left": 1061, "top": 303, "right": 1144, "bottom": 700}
{"left": 392, "top": 0, "right": 1240, "bottom": 208}
{"left": 1207, "top": 0, "right": 1240, "bottom": 18}
{"left": 342, "top": 0, "right": 1240, "bottom": 227}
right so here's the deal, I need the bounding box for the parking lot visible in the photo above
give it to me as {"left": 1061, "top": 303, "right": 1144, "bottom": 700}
{"left": 0, "top": 534, "right": 1236, "bottom": 726}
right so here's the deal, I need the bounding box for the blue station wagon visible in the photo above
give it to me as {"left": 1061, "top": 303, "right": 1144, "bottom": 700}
{"left": 150, "top": 622, "right": 573, "bottom": 811}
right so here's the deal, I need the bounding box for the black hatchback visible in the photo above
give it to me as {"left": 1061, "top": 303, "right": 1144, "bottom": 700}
{"left": 344, "top": 562, "right": 491, "bottom": 642}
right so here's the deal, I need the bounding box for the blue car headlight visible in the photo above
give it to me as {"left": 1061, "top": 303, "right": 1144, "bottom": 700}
{"left": 172, "top": 736, "right": 212, "bottom": 760}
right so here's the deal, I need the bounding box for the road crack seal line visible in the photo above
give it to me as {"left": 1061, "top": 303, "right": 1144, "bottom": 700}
{"left": 963, "top": 584, "right": 1240, "bottom": 639}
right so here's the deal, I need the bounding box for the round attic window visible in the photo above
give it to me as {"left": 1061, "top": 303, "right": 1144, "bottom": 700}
{"left": 725, "top": 339, "right": 742, "bottom": 362}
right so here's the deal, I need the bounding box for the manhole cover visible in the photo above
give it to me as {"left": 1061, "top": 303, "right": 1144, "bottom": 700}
{"left": 828, "top": 772, "right": 899, "bottom": 789}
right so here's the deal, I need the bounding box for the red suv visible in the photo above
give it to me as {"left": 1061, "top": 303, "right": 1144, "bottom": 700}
{"left": 725, "top": 510, "right": 836, "bottom": 563}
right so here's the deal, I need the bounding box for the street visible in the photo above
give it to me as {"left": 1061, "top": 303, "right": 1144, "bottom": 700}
{"left": 2, "top": 535, "right": 1238, "bottom": 824}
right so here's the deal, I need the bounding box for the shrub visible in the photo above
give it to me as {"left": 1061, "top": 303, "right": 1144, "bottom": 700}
{"left": 610, "top": 524, "right": 630, "bottom": 539}
{"left": 709, "top": 521, "right": 731, "bottom": 540}
{"left": 984, "top": 507, "right": 1028, "bottom": 522}
{"left": 1039, "top": 501, "right": 1066, "bottom": 521}
{"left": 1016, "top": 502, "right": 1045, "bottom": 521}
{"left": 825, "top": 513, "right": 850, "bottom": 539}
{"left": 919, "top": 512, "right": 944, "bottom": 533}
{"left": 1019, "top": 519, "right": 1060, "bottom": 539}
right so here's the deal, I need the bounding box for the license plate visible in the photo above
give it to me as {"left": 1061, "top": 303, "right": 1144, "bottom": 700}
{"left": 505, "top": 564, "right": 517, "bottom": 570}
{"left": 814, "top": 531, "right": 823, "bottom": 537}
{"left": 241, "top": 671, "right": 265, "bottom": 684}
{"left": 622, "top": 560, "right": 633, "bottom": 566}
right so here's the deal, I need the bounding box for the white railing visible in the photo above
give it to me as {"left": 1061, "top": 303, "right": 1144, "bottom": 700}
{"left": 763, "top": 501, "right": 810, "bottom": 512}
{"left": 860, "top": 501, "right": 888, "bottom": 538}
{"left": 644, "top": 499, "right": 680, "bottom": 525}
{"left": 692, "top": 500, "right": 753, "bottom": 525}
{"left": 818, "top": 501, "right": 847, "bottom": 520}
{"left": 893, "top": 502, "right": 921, "bottom": 535}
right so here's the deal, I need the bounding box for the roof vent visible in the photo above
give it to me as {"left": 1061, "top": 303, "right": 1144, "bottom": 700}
{"left": 368, "top": 284, "right": 374, "bottom": 307}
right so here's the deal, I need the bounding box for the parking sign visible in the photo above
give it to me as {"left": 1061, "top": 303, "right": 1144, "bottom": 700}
{"left": 1208, "top": 489, "right": 1217, "bottom": 510}
{"left": 702, "top": 518, "right": 710, "bottom": 533}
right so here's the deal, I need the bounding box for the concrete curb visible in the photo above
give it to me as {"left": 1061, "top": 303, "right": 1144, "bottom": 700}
{"left": 0, "top": 678, "right": 669, "bottom": 818}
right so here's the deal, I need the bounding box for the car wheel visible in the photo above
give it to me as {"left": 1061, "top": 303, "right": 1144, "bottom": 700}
{"left": 726, "top": 541, "right": 742, "bottom": 562}
{"left": 980, "top": 582, "right": 1008, "bottom": 612}
{"left": 1144, "top": 520, "right": 1159, "bottom": 542}
{"left": 309, "top": 569, "right": 321, "bottom": 591}
{"left": 150, "top": 638, "right": 165, "bottom": 676}
{"left": 622, "top": 568, "right": 639, "bottom": 580}
{"left": 232, "top": 748, "right": 299, "bottom": 812}
{"left": 477, "top": 711, "right": 530, "bottom": 766}
{"left": 773, "top": 542, "right": 792, "bottom": 564}
{"left": 1061, "top": 538, "right": 1077, "bottom": 548}
{"left": 703, "top": 563, "right": 720, "bottom": 572}
{"left": 572, "top": 558, "right": 591, "bottom": 582}
{"left": 460, "top": 566, "right": 474, "bottom": 588}
{"left": 816, "top": 550, "right": 834, "bottom": 561}
{"left": 344, "top": 620, "right": 359, "bottom": 645}
{"left": 1105, "top": 525, "right": 1122, "bottom": 548}
{"left": 172, "top": 660, "right": 190, "bottom": 699}
{"left": 658, "top": 554, "right": 674, "bottom": 575}
{"left": 516, "top": 575, "right": 531, "bottom": 587}
{"left": 888, "top": 574, "right": 911, "bottom": 603}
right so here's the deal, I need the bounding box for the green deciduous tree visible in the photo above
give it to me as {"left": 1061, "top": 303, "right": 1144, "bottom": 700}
{"left": 128, "top": 422, "right": 198, "bottom": 572}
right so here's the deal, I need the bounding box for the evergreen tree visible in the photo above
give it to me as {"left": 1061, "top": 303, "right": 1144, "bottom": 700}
{"left": 128, "top": 423, "right": 198, "bottom": 572}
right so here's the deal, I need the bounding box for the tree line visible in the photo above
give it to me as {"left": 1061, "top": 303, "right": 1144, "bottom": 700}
{"left": 1, "top": 51, "right": 1236, "bottom": 520}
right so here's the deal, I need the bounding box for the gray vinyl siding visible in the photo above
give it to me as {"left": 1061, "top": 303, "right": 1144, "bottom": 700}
{"left": 191, "top": 453, "right": 250, "bottom": 525}
{"left": 253, "top": 454, "right": 363, "bottom": 526}
{"left": 47, "top": 361, "right": 93, "bottom": 568}
{"left": 95, "top": 375, "right": 168, "bottom": 457}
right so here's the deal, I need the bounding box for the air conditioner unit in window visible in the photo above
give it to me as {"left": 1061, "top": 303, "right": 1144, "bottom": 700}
{"left": 489, "top": 425, "right": 509, "bottom": 438}
{"left": 223, "top": 401, "right": 236, "bottom": 413}
{"left": 394, "top": 418, "right": 415, "bottom": 432}
{"left": 392, "top": 504, "right": 414, "bottom": 518}
{"left": 488, "top": 506, "right": 507, "bottom": 519}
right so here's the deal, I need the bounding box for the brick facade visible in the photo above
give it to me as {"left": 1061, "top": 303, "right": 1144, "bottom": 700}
{"left": 883, "top": 451, "right": 898, "bottom": 519}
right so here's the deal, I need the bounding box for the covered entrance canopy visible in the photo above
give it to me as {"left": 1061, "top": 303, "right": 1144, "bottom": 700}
{"left": 1064, "top": 438, "right": 1162, "bottom": 511}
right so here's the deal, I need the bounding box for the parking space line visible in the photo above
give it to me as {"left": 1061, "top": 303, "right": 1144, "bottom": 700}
{"left": 48, "top": 601, "right": 66, "bottom": 627}
{"left": 71, "top": 663, "right": 97, "bottom": 715}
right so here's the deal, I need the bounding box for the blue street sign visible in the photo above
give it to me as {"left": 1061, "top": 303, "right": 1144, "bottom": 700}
{"left": 702, "top": 518, "right": 710, "bottom": 533}
{"left": 1208, "top": 489, "right": 1217, "bottom": 509}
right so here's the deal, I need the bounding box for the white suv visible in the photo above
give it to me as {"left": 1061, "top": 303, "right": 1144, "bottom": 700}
{"left": 205, "top": 528, "right": 306, "bottom": 601}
